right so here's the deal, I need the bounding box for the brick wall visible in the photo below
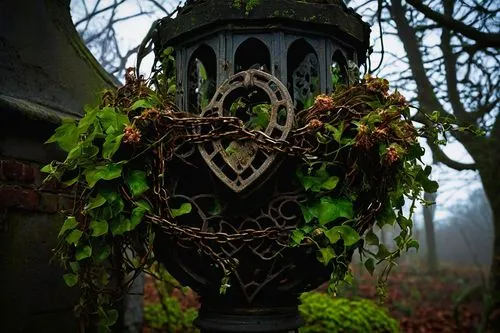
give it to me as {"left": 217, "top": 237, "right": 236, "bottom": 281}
{"left": 0, "top": 158, "right": 75, "bottom": 213}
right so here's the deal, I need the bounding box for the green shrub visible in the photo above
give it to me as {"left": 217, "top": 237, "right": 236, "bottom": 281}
{"left": 299, "top": 292, "right": 400, "bottom": 333}
{"left": 144, "top": 295, "right": 199, "bottom": 332}
{"left": 144, "top": 291, "right": 400, "bottom": 333}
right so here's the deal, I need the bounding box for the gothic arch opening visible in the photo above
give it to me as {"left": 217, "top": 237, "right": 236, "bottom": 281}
{"left": 234, "top": 38, "right": 271, "bottom": 73}
{"left": 332, "top": 50, "right": 348, "bottom": 87}
{"left": 187, "top": 44, "right": 217, "bottom": 113}
{"left": 287, "top": 39, "right": 320, "bottom": 109}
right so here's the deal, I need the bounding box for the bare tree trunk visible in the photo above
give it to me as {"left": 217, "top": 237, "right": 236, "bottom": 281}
{"left": 481, "top": 175, "right": 500, "bottom": 330}
{"left": 423, "top": 192, "right": 438, "bottom": 274}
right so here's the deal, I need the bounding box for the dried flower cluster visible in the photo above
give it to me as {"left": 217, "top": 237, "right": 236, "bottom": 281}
{"left": 123, "top": 125, "right": 142, "bottom": 143}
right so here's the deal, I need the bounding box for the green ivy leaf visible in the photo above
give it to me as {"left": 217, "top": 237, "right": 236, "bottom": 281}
{"left": 229, "top": 97, "right": 246, "bottom": 115}
{"left": 63, "top": 273, "right": 78, "bottom": 287}
{"left": 65, "top": 142, "right": 99, "bottom": 165}
{"left": 407, "top": 239, "right": 419, "bottom": 251}
{"left": 324, "top": 225, "right": 360, "bottom": 246}
{"left": 416, "top": 165, "right": 439, "bottom": 193}
{"left": 318, "top": 247, "right": 336, "bottom": 265}
{"left": 296, "top": 164, "right": 339, "bottom": 192}
{"left": 75, "top": 245, "right": 92, "bottom": 261}
{"left": 394, "top": 234, "right": 403, "bottom": 248}
{"left": 45, "top": 120, "right": 79, "bottom": 152}
{"left": 130, "top": 206, "right": 147, "bottom": 230}
{"left": 40, "top": 161, "right": 57, "bottom": 174}
{"left": 296, "top": 169, "right": 316, "bottom": 191}
{"left": 397, "top": 215, "right": 412, "bottom": 230}
{"left": 90, "top": 220, "right": 109, "bottom": 237}
{"left": 317, "top": 197, "right": 353, "bottom": 225}
{"left": 301, "top": 225, "right": 315, "bottom": 234}
{"left": 94, "top": 245, "right": 111, "bottom": 262}
{"left": 84, "top": 163, "right": 123, "bottom": 188}
{"left": 105, "top": 309, "right": 119, "bottom": 326}
{"left": 321, "top": 176, "right": 340, "bottom": 191}
{"left": 102, "top": 133, "right": 124, "bottom": 159}
{"left": 365, "top": 230, "right": 379, "bottom": 246}
{"left": 135, "top": 200, "right": 152, "bottom": 212}
{"left": 69, "top": 261, "right": 80, "bottom": 273}
{"left": 65, "top": 229, "right": 83, "bottom": 245}
{"left": 90, "top": 190, "right": 124, "bottom": 220}
{"left": 58, "top": 216, "right": 78, "bottom": 237}
{"left": 376, "top": 202, "right": 397, "bottom": 227}
{"left": 170, "top": 203, "right": 192, "bottom": 218}
{"left": 130, "top": 99, "right": 153, "bottom": 110}
{"left": 62, "top": 175, "right": 80, "bottom": 187}
{"left": 376, "top": 244, "right": 391, "bottom": 260}
{"left": 110, "top": 215, "right": 131, "bottom": 236}
{"left": 291, "top": 229, "right": 305, "bottom": 245}
{"left": 407, "top": 143, "right": 425, "bottom": 160}
{"left": 246, "top": 104, "right": 270, "bottom": 131}
{"left": 324, "top": 227, "right": 341, "bottom": 244}
{"left": 324, "top": 122, "right": 345, "bottom": 144}
{"left": 364, "top": 258, "right": 375, "bottom": 275}
{"left": 85, "top": 194, "right": 107, "bottom": 211}
{"left": 78, "top": 106, "right": 99, "bottom": 134}
{"left": 98, "top": 107, "right": 129, "bottom": 132}
{"left": 126, "top": 170, "right": 149, "bottom": 197}
{"left": 299, "top": 203, "right": 316, "bottom": 223}
{"left": 423, "top": 180, "right": 439, "bottom": 193}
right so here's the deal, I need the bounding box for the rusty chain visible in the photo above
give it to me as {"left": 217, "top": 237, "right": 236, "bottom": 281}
{"left": 151, "top": 113, "right": 317, "bottom": 156}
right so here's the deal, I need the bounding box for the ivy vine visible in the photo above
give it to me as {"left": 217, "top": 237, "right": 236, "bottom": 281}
{"left": 41, "top": 45, "right": 480, "bottom": 331}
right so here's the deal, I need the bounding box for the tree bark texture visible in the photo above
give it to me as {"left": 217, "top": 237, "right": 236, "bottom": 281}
{"left": 390, "top": 0, "right": 500, "bottom": 328}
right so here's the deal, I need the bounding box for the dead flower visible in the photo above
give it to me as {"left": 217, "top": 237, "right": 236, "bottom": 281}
{"left": 384, "top": 146, "right": 400, "bottom": 165}
{"left": 123, "top": 125, "right": 141, "bottom": 144}
{"left": 308, "top": 119, "right": 323, "bottom": 129}
{"left": 314, "top": 94, "right": 334, "bottom": 111}
{"left": 355, "top": 124, "right": 373, "bottom": 149}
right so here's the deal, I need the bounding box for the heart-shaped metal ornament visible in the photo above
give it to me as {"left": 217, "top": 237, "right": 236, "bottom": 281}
{"left": 198, "top": 70, "right": 295, "bottom": 193}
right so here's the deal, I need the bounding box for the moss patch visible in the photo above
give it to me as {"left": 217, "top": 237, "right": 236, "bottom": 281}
{"left": 232, "top": 0, "right": 262, "bottom": 15}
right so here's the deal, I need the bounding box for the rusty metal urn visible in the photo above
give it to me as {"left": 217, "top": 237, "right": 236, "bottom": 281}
{"left": 152, "top": 1, "right": 370, "bottom": 332}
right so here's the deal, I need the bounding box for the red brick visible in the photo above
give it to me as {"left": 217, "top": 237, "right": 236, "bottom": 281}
{"left": 22, "top": 163, "right": 37, "bottom": 184}
{"left": 1, "top": 160, "right": 37, "bottom": 184}
{"left": 2, "top": 160, "right": 24, "bottom": 181}
{"left": 0, "top": 185, "right": 40, "bottom": 211}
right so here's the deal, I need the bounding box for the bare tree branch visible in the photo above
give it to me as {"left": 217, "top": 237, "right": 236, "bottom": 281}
{"left": 407, "top": 0, "right": 500, "bottom": 48}
{"left": 427, "top": 140, "right": 477, "bottom": 171}
{"left": 74, "top": 0, "right": 127, "bottom": 27}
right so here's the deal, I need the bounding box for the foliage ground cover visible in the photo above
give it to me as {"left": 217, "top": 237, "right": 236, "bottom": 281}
{"left": 142, "top": 264, "right": 486, "bottom": 332}
{"left": 336, "top": 263, "right": 485, "bottom": 332}
{"left": 142, "top": 274, "right": 400, "bottom": 333}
